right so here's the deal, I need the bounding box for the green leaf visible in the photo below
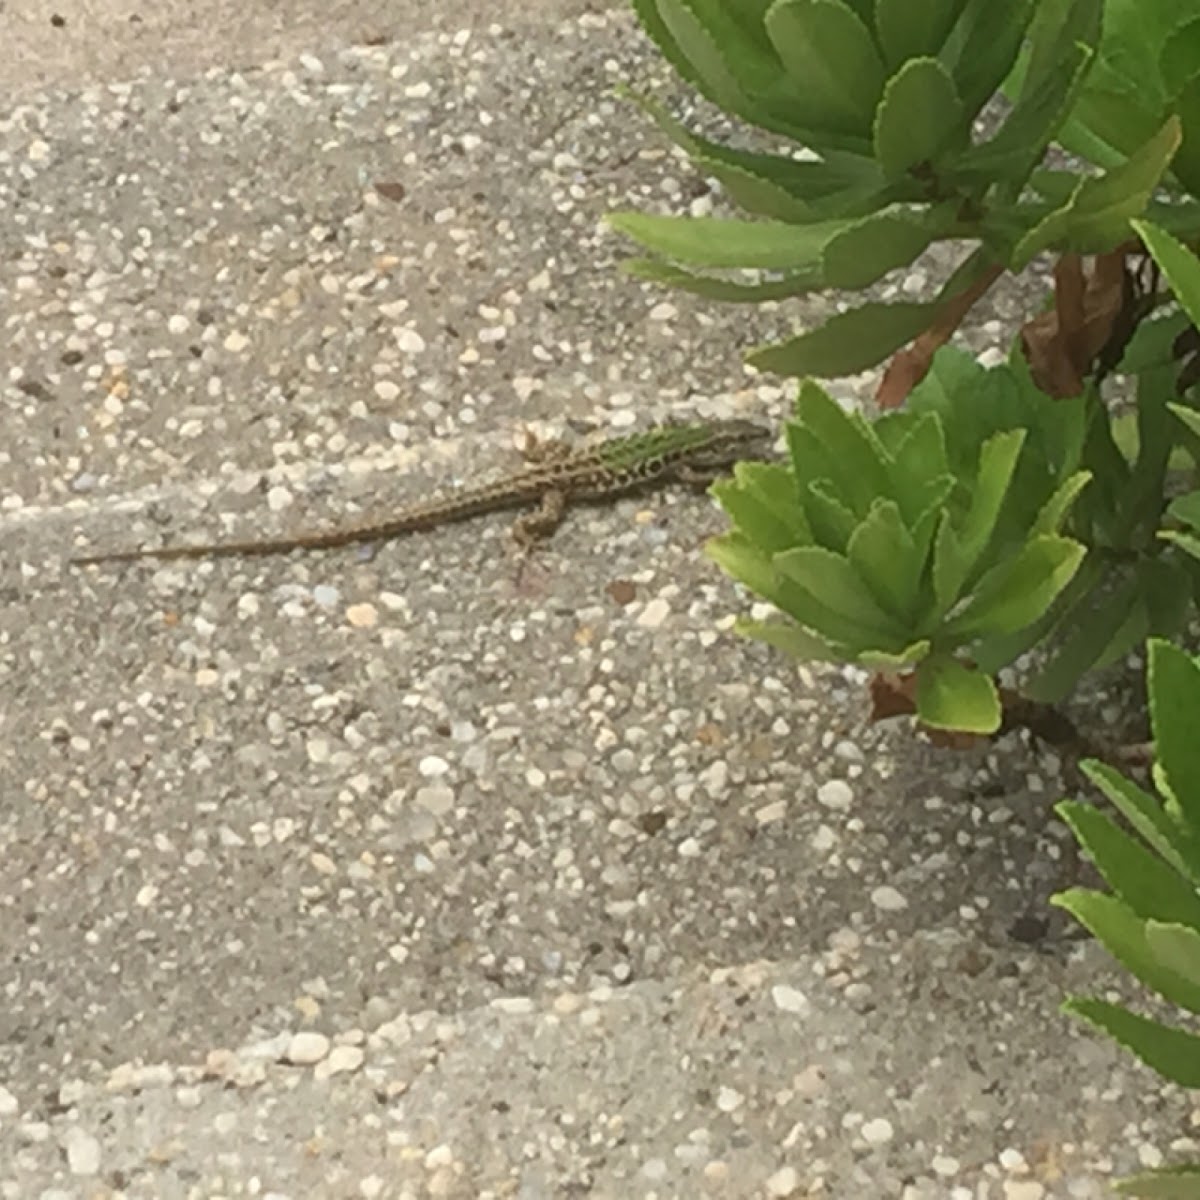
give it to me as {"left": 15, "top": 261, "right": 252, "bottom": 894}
{"left": 1053, "top": 887, "right": 1200, "bottom": 1014}
{"left": 875, "top": 0, "right": 967, "bottom": 69}
{"left": 1020, "top": 0, "right": 1102, "bottom": 104}
{"left": 821, "top": 206, "right": 956, "bottom": 289}
{"left": 1161, "top": 20, "right": 1200, "bottom": 99}
{"left": 774, "top": 545, "right": 909, "bottom": 639}
{"left": 858, "top": 640, "right": 932, "bottom": 669}
{"left": 1032, "top": 470, "right": 1091, "bottom": 535}
{"left": 792, "top": 381, "right": 892, "bottom": 513}
{"left": 938, "top": 0, "right": 1037, "bottom": 119}
{"left": 1114, "top": 1164, "right": 1200, "bottom": 1197}
{"left": 873, "top": 58, "right": 966, "bottom": 180}
{"left": 1171, "top": 407, "right": 1200, "bottom": 444}
{"left": 734, "top": 617, "right": 840, "bottom": 660}
{"left": 1022, "top": 566, "right": 1142, "bottom": 703}
{"left": 1146, "top": 921, "right": 1200, "bottom": 992}
{"left": 618, "top": 86, "right": 885, "bottom": 220}
{"left": 1062, "top": 996, "right": 1200, "bottom": 1088}
{"left": 802, "top": 478, "right": 859, "bottom": 553}
{"left": 1170, "top": 490, "right": 1200, "bottom": 532}
{"left": 886, "top": 414, "right": 955, "bottom": 525}
{"left": 1171, "top": 76, "right": 1200, "bottom": 197}
{"left": 970, "top": 550, "right": 1101, "bottom": 675}
{"left": 763, "top": 0, "right": 885, "bottom": 138}
{"left": 705, "top": 530, "right": 781, "bottom": 601}
{"left": 1149, "top": 639, "right": 1200, "bottom": 831}
{"left": 932, "top": 519, "right": 971, "bottom": 616}
{"left": 1055, "top": 802, "right": 1200, "bottom": 926}
{"left": 711, "top": 462, "right": 810, "bottom": 553}
{"left": 846, "top": 500, "right": 922, "bottom": 620}
{"left": 1163, "top": 530, "right": 1200, "bottom": 562}
{"left": 621, "top": 258, "right": 825, "bottom": 302}
{"left": 748, "top": 300, "right": 939, "bottom": 377}
{"left": 1119, "top": 311, "right": 1192, "bottom": 375}
{"left": 606, "top": 212, "right": 847, "bottom": 270}
{"left": 1133, "top": 219, "right": 1200, "bottom": 332}
{"left": 1082, "top": 759, "right": 1200, "bottom": 886}
{"left": 941, "top": 536, "right": 1085, "bottom": 640}
{"left": 956, "top": 428, "right": 1027, "bottom": 568}
{"left": 1013, "top": 118, "right": 1183, "bottom": 267}
{"left": 653, "top": 0, "right": 775, "bottom": 125}
{"left": 651, "top": 0, "right": 830, "bottom": 145}
{"left": 950, "top": 37, "right": 1094, "bottom": 186}
{"left": 915, "top": 654, "right": 1001, "bottom": 733}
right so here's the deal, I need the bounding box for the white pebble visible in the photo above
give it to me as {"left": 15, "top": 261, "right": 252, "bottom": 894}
{"left": 1003, "top": 1184, "right": 1045, "bottom": 1200}
{"left": 395, "top": 327, "right": 426, "bottom": 354}
{"left": 771, "top": 985, "right": 810, "bottom": 1014}
{"left": 636, "top": 597, "right": 671, "bottom": 629}
{"left": 870, "top": 886, "right": 908, "bottom": 912}
{"left": 285, "top": 1032, "right": 330, "bottom": 1065}
{"left": 811, "top": 825, "right": 837, "bottom": 851}
{"left": 415, "top": 786, "right": 454, "bottom": 816}
{"left": 765, "top": 1166, "right": 799, "bottom": 1197}
{"left": 1137, "top": 1143, "right": 1164, "bottom": 1168}
{"left": 267, "top": 485, "right": 293, "bottom": 512}
{"left": 817, "top": 779, "right": 853, "bottom": 811}
{"left": 64, "top": 1129, "right": 101, "bottom": 1175}
{"left": 346, "top": 603, "right": 378, "bottom": 629}
{"left": 0, "top": 1085, "right": 18, "bottom": 1116}
{"left": 321, "top": 1045, "right": 365, "bottom": 1077}
{"left": 861, "top": 1117, "right": 894, "bottom": 1145}
{"left": 716, "top": 1086, "right": 743, "bottom": 1112}
{"left": 756, "top": 800, "right": 786, "bottom": 825}
{"left": 932, "top": 1154, "right": 961, "bottom": 1176}
{"left": 419, "top": 755, "right": 450, "bottom": 778}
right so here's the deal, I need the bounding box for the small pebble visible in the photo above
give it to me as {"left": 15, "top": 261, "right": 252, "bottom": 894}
{"left": 765, "top": 1166, "right": 799, "bottom": 1197}
{"left": 1003, "top": 1183, "right": 1046, "bottom": 1200}
{"left": 771, "top": 985, "right": 809, "bottom": 1014}
{"left": 817, "top": 779, "right": 853, "bottom": 811}
{"left": 346, "top": 603, "right": 378, "bottom": 628}
{"left": 861, "top": 1118, "right": 894, "bottom": 1145}
{"left": 320, "top": 1045, "right": 365, "bottom": 1077}
{"left": 870, "top": 886, "right": 908, "bottom": 912}
{"left": 285, "top": 1032, "right": 330, "bottom": 1065}
{"left": 636, "top": 597, "right": 671, "bottom": 629}
{"left": 63, "top": 1129, "right": 101, "bottom": 1176}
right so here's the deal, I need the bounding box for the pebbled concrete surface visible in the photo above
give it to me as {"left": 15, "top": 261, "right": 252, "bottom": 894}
{"left": 0, "top": 3, "right": 1194, "bottom": 1198}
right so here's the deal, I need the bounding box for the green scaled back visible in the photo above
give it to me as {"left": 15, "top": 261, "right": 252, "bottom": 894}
{"left": 596, "top": 423, "right": 716, "bottom": 471}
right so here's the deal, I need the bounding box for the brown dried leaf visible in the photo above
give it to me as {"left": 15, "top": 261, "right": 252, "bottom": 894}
{"left": 1019, "top": 250, "right": 1130, "bottom": 397}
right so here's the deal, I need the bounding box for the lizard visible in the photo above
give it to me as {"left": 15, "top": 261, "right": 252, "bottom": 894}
{"left": 69, "top": 418, "right": 773, "bottom": 565}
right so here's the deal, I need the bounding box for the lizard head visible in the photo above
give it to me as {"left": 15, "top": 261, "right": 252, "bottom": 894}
{"left": 692, "top": 418, "right": 776, "bottom": 465}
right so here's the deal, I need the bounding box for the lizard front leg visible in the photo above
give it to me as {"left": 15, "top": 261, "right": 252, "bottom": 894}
{"left": 519, "top": 428, "right": 575, "bottom": 466}
{"left": 673, "top": 463, "right": 725, "bottom": 492}
{"left": 510, "top": 488, "right": 568, "bottom": 547}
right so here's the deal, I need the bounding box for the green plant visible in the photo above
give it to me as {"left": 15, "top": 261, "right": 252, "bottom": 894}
{"left": 611, "top": 0, "right": 1200, "bottom": 384}
{"left": 607, "top": 0, "right": 1200, "bottom": 731}
{"left": 708, "top": 347, "right": 1091, "bottom": 731}
{"left": 1054, "top": 639, "right": 1200, "bottom": 1196}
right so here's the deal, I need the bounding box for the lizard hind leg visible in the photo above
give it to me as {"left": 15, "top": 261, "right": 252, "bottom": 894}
{"left": 510, "top": 488, "right": 567, "bottom": 548}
